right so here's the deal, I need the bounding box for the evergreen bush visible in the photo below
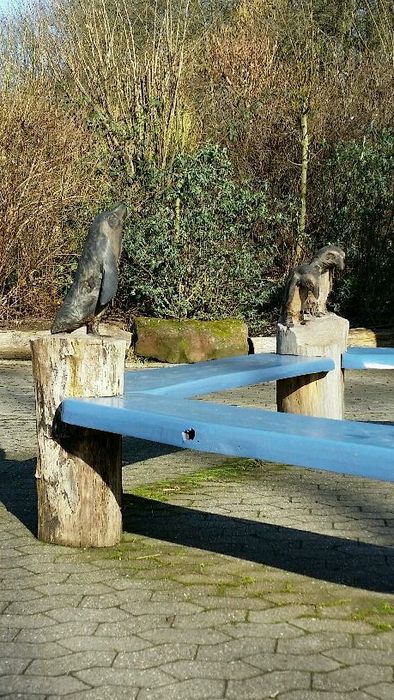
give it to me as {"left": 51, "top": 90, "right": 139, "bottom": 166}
{"left": 318, "top": 130, "right": 393, "bottom": 325}
{"left": 119, "top": 145, "right": 276, "bottom": 333}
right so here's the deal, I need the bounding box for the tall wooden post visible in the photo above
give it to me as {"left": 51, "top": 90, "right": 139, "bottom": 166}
{"left": 276, "top": 314, "right": 349, "bottom": 419}
{"left": 31, "top": 335, "right": 127, "bottom": 547}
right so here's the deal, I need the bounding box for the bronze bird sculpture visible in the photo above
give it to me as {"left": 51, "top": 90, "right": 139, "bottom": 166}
{"left": 51, "top": 203, "right": 127, "bottom": 334}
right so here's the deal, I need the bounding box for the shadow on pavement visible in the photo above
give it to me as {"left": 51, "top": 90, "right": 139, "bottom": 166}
{"left": 123, "top": 436, "right": 180, "bottom": 462}
{"left": 0, "top": 449, "right": 37, "bottom": 536}
{"left": 1, "top": 445, "right": 393, "bottom": 595}
{"left": 123, "top": 494, "right": 394, "bottom": 594}
{"left": 0, "top": 437, "right": 179, "bottom": 538}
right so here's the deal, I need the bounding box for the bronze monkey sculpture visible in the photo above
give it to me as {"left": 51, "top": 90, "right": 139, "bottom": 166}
{"left": 281, "top": 245, "right": 345, "bottom": 328}
{"left": 281, "top": 264, "right": 320, "bottom": 328}
{"left": 310, "top": 245, "right": 345, "bottom": 316}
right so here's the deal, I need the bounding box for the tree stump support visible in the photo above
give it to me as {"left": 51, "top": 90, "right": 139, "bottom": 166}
{"left": 31, "top": 335, "right": 127, "bottom": 548}
{"left": 276, "top": 314, "right": 349, "bottom": 419}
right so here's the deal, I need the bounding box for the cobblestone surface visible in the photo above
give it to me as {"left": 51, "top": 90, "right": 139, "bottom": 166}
{"left": 0, "top": 361, "right": 393, "bottom": 698}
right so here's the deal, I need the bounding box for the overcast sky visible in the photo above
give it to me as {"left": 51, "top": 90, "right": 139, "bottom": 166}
{"left": 0, "top": 0, "right": 16, "bottom": 16}
{"left": 0, "top": 0, "right": 10, "bottom": 13}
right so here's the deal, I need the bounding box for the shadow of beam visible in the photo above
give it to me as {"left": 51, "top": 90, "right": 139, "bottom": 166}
{"left": 0, "top": 454, "right": 37, "bottom": 536}
{"left": 123, "top": 494, "right": 394, "bottom": 594}
{"left": 0, "top": 438, "right": 180, "bottom": 538}
{"left": 1, "top": 446, "right": 393, "bottom": 594}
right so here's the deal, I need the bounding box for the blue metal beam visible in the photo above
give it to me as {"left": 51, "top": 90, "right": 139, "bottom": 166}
{"left": 342, "top": 347, "right": 394, "bottom": 370}
{"left": 124, "top": 353, "right": 334, "bottom": 398}
{"left": 59, "top": 350, "right": 394, "bottom": 482}
{"left": 61, "top": 393, "right": 394, "bottom": 482}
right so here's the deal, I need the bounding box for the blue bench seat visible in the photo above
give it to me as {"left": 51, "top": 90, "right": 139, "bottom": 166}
{"left": 62, "top": 392, "right": 394, "bottom": 482}
{"left": 342, "top": 346, "right": 394, "bottom": 370}
{"left": 123, "top": 352, "right": 334, "bottom": 398}
{"left": 60, "top": 351, "right": 394, "bottom": 483}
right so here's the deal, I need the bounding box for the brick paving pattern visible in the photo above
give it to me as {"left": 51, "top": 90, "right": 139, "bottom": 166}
{"left": 0, "top": 361, "right": 393, "bottom": 698}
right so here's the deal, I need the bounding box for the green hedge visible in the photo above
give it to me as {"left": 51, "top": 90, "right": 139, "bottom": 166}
{"left": 119, "top": 145, "right": 280, "bottom": 333}
{"left": 318, "top": 130, "right": 394, "bottom": 324}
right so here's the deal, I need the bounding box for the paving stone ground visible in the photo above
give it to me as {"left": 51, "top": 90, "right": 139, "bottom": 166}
{"left": 0, "top": 361, "right": 393, "bottom": 699}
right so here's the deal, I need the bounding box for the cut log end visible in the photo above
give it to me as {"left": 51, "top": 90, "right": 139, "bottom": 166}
{"left": 276, "top": 313, "right": 349, "bottom": 420}
{"left": 31, "top": 335, "right": 127, "bottom": 547}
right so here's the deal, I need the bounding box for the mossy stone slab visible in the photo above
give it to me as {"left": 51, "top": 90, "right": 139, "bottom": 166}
{"left": 133, "top": 317, "right": 248, "bottom": 363}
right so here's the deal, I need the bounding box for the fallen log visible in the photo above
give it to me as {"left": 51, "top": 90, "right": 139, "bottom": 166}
{"left": 0, "top": 324, "right": 131, "bottom": 360}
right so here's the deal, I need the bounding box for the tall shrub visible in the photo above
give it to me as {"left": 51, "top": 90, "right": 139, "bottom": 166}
{"left": 317, "top": 130, "right": 394, "bottom": 324}
{"left": 0, "top": 5, "right": 106, "bottom": 320}
{"left": 0, "top": 86, "right": 94, "bottom": 319}
{"left": 119, "top": 145, "right": 276, "bottom": 333}
{"left": 48, "top": 0, "right": 195, "bottom": 194}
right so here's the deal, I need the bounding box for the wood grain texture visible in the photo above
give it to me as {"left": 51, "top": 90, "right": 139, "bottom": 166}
{"left": 276, "top": 313, "right": 349, "bottom": 420}
{"left": 31, "top": 335, "right": 127, "bottom": 547}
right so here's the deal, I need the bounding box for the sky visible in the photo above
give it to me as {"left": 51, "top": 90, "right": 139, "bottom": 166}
{"left": 0, "top": 0, "right": 17, "bottom": 16}
{"left": 0, "top": 0, "right": 10, "bottom": 14}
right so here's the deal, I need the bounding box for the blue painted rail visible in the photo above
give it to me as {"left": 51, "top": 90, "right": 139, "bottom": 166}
{"left": 342, "top": 346, "right": 394, "bottom": 370}
{"left": 60, "top": 350, "right": 394, "bottom": 483}
{"left": 123, "top": 353, "right": 334, "bottom": 398}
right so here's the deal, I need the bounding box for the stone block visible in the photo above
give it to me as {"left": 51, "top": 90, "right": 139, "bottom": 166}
{"left": 133, "top": 317, "right": 248, "bottom": 363}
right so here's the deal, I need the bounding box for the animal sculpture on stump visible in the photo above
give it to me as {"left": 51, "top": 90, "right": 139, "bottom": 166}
{"left": 310, "top": 245, "right": 345, "bottom": 316}
{"left": 51, "top": 203, "right": 127, "bottom": 335}
{"left": 281, "top": 245, "right": 345, "bottom": 328}
{"left": 281, "top": 264, "right": 320, "bottom": 328}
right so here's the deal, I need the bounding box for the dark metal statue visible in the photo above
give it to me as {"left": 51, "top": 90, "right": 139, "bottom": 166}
{"left": 281, "top": 245, "right": 345, "bottom": 328}
{"left": 309, "top": 245, "right": 345, "bottom": 316}
{"left": 281, "top": 264, "right": 320, "bottom": 328}
{"left": 51, "top": 203, "right": 127, "bottom": 335}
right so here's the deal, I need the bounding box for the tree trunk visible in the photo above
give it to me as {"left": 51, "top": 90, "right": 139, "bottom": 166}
{"left": 31, "top": 335, "right": 127, "bottom": 547}
{"left": 296, "top": 95, "right": 310, "bottom": 263}
{"left": 276, "top": 314, "right": 349, "bottom": 420}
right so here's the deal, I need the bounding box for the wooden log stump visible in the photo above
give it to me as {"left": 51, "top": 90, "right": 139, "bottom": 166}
{"left": 276, "top": 313, "right": 349, "bottom": 419}
{"left": 31, "top": 335, "right": 127, "bottom": 547}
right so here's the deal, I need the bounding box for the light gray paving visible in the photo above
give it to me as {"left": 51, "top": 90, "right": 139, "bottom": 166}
{"left": 0, "top": 361, "right": 393, "bottom": 698}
